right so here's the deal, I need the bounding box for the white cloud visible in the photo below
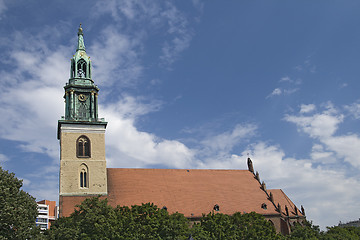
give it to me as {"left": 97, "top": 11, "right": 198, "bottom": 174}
{"left": 92, "top": 0, "right": 195, "bottom": 69}
{"left": 300, "top": 104, "right": 316, "bottom": 114}
{"left": 241, "top": 142, "right": 360, "bottom": 229}
{"left": 283, "top": 88, "right": 299, "bottom": 95}
{"left": 285, "top": 111, "right": 343, "bottom": 138}
{"left": 90, "top": 27, "right": 143, "bottom": 88}
{"left": 345, "top": 100, "right": 360, "bottom": 119}
{"left": 159, "top": 2, "right": 194, "bottom": 67}
{"left": 0, "top": 153, "right": 8, "bottom": 163}
{"left": 93, "top": 0, "right": 161, "bottom": 25}
{"left": 179, "top": 138, "right": 360, "bottom": 229}
{"left": 340, "top": 83, "right": 348, "bottom": 88}
{"left": 310, "top": 144, "right": 336, "bottom": 164}
{"left": 323, "top": 134, "right": 360, "bottom": 168}
{"left": 279, "top": 76, "right": 302, "bottom": 84}
{"left": 285, "top": 103, "right": 360, "bottom": 168}
{"left": 0, "top": 30, "right": 67, "bottom": 159}
{"left": 103, "top": 102, "right": 195, "bottom": 169}
{"left": 201, "top": 124, "right": 256, "bottom": 153}
{"left": 107, "top": 95, "right": 162, "bottom": 119}
{"left": 280, "top": 76, "right": 291, "bottom": 82}
{"left": 20, "top": 178, "right": 31, "bottom": 187}
{"left": 268, "top": 88, "right": 282, "bottom": 97}
{"left": 267, "top": 87, "right": 298, "bottom": 98}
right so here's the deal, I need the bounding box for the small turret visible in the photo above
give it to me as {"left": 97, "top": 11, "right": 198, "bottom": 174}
{"left": 285, "top": 205, "right": 289, "bottom": 216}
{"left": 255, "top": 171, "right": 260, "bottom": 182}
{"left": 301, "top": 205, "right": 305, "bottom": 215}
{"left": 269, "top": 192, "right": 274, "bottom": 202}
{"left": 247, "top": 157, "right": 254, "bottom": 173}
{"left": 277, "top": 203, "right": 282, "bottom": 215}
{"left": 261, "top": 181, "right": 266, "bottom": 191}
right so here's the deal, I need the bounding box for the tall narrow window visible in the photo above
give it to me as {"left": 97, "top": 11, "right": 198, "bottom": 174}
{"left": 80, "top": 172, "right": 84, "bottom": 187}
{"left": 77, "top": 136, "right": 90, "bottom": 157}
{"left": 77, "top": 59, "right": 87, "bottom": 78}
{"left": 79, "top": 165, "right": 88, "bottom": 188}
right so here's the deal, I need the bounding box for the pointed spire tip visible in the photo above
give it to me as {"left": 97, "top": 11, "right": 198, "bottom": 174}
{"left": 78, "top": 23, "right": 83, "bottom": 35}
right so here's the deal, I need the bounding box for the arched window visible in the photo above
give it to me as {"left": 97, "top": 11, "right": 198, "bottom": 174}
{"left": 77, "top": 59, "right": 87, "bottom": 78}
{"left": 77, "top": 136, "right": 90, "bottom": 158}
{"left": 79, "top": 164, "right": 88, "bottom": 188}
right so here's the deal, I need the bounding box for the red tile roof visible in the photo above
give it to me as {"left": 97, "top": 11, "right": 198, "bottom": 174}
{"left": 106, "top": 168, "right": 279, "bottom": 218}
{"left": 268, "top": 189, "right": 304, "bottom": 217}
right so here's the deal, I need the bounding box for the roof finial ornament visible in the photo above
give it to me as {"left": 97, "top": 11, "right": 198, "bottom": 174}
{"left": 247, "top": 157, "right": 254, "bottom": 173}
{"left": 277, "top": 203, "right": 282, "bottom": 215}
{"left": 269, "top": 192, "right": 274, "bottom": 202}
{"left": 261, "top": 181, "right": 266, "bottom": 191}
{"left": 255, "top": 171, "right": 260, "bottom": 182}
{"left": 301, "top": 205, "right": 305, "bottom": 215}
{"left": 76, "top": 24, "right": 86, "bottom": 51}
{"left": 78, "top": 23, "right": 83, "bottom": 35}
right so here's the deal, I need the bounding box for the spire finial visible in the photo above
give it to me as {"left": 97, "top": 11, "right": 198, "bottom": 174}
{"left": 76, "top": 24, "right": 85, "bottom": 51}
{"left": 78, "top": 23, "right": 83, "bottom": 35}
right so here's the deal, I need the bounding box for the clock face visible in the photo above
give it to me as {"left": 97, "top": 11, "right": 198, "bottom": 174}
{"left": 78, "top": 94, "right": 87, "bottom": 102}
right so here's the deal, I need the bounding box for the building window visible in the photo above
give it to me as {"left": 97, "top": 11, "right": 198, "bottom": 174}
{"left": 80, "top": 164, "right": 88, "bottom": 188}
{"left": 77, "top": 136, "right": 90, "bottom": 158}
{"left": 77, "top": 59, "right": 87, "bottom": 78}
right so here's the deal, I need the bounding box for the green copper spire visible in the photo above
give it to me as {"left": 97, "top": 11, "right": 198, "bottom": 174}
{"left": 60, "top": 25, "right": 104, "bottom": 123}
{"left": 70, "top": 24, "right": 91, "bottom": 80}
{"left": 77, "top": 24, "right": 86, "bottom": 51}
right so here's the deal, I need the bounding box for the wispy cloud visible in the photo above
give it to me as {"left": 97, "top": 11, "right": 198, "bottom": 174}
{"left": 92, "top": 1, "right": 195, "bottom": 69}
{"left": 201, "top": 124, "right": 257, "bottom": 153}
{"left": 300, "top": 104, "right": 316, "bottom": 114}
{"left": 345, "top": 100, "right": 360, "bottom": 119}
{"left": 90, "top": 26, "right": 143, "bottom": 89}
{"left": 295, "top": 57, "right": 317, "bottom": 73}
{"left": 279, "top": 76, "right": 302, "bottom": 85}
{"left": 0, "top": 0, "right": 7, "bottom": 20}
{"left": 269, "top": 88, "right": 282, "bottom": 97}
{"left": 0, "top": 153, "right": 8, "bottom": 163}
{"left": 267, "top": 87, "right": 298, "bottom": 98}
{"left": 159, "top": 2, "right": 194, "bottom": 67}
{"left": 267, "top": 75, "right": 302, "bottom": 98}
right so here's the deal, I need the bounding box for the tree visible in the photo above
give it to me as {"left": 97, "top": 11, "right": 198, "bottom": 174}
{"left": 0, "top": 166, "right": 40, "bottom": 239}
{"left": 287, "top": 220, "right": 322, "bottom": 240}
{"left": 48, "top": 197, "right": 190, "bottom": 239}
{"left": 322, "top": 226, "right": 360, "bottom": 240}
{"left": 190, "top": 212, "right": 284, "bottom": 240}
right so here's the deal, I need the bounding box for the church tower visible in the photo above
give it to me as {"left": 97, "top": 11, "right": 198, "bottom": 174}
{"left": 57, "top": 25, "right": 107, "bottom": 215}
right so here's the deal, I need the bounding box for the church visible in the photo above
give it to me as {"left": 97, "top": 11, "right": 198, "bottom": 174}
{"left": 57, "top": 26, "right": 306, "bottom": 235}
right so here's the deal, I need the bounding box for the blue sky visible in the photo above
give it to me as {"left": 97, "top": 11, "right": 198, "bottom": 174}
{"left": 1, "top": 0, "right": 360, "bottom": 229}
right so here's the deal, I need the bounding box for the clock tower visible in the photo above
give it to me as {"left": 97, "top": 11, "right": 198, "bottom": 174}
{"left": 57, "top": 25, "right": 107, "bottom": 215}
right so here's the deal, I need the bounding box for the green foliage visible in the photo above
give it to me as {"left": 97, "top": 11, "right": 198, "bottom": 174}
{"left": 0, "top": 166, "right": 40, "bottom": 239}
{"left": 287, "top": 221, "right": 360, "bottom": 240}
{"left": 287, "top": 221, "right": 322, "bottom": 240}
{"left": 191, "top": 212, "right": 284, "bottom": 240}
{"left": 48, "top": 197, "right": 190, "bottom": 240}
{"left": 49, "top": 196, "right": 360, "bottom": 240}
{"left": 322, "top": 226, "right": 360, "bottom": 240}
